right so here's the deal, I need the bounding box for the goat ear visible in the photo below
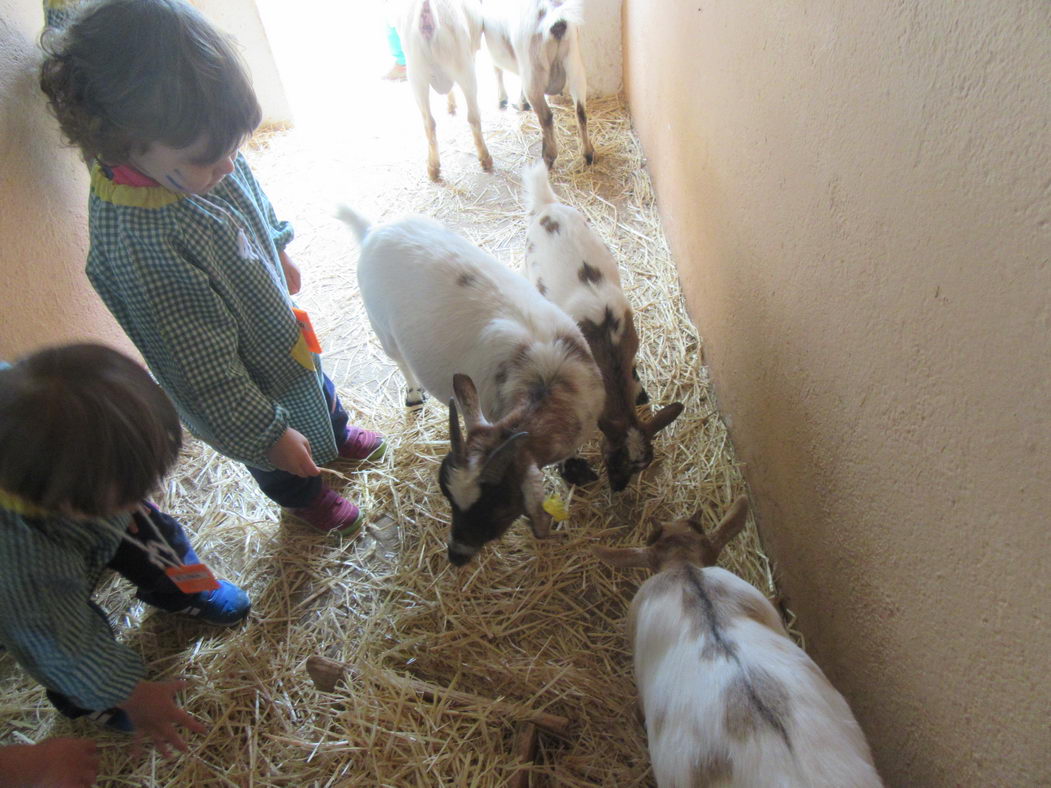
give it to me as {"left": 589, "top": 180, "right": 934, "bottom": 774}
{"left": 643, "top": 402, "right": 684, "bottom": 436}
{"left": 453, "top": 373, "right": 487, "bottom": 428}
{"left": 707, "top": 495, "right": 749, "bottom": 557}
{"left": 478, "top": 431, "right": 529, "bottom": 485}
{"left": 592, "top": 545, "right": 652, "bottom": 570}
{"left": 448, "top": 399, "right": 466, "bottom": 462}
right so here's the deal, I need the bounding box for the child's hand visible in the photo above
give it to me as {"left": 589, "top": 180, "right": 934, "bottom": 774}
{"left": 267, "top": 427, "right": 320, "bottom": 477}
{"left": 0, "top": 737, "right": 99, "bottom": 787}
{"left": 120, "top": 680, "right": 206, "bottom": 758}
{"left": 279, "top": 249, "right": 302, "bottom": 295}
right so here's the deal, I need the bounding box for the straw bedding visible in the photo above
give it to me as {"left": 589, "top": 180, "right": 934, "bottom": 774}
{"left": 0, "top": 92, "right": 796, "bottom": 785}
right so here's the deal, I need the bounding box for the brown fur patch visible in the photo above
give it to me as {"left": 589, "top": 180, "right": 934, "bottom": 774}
{"left": 722, "top": 666, "right": 791, "bottom": 748}
{"left": 578, "top": 261, "right": 603, "bottom": 284}
{"left": 536, "top": 278, "right": 547, "bottom": 296}
{"left": 527, "top": 240, "right": 535, "bottom": 254}
{"left": 539, "top": 215, "right": 560, "bottom": 234}
{"left": 576, "top": 101, "right": 588, "bottom": 127}
{"left": 457, "top": 272, "right": 477, "bottom": 288}
{"left": 692, "top": 749, "right": 734, "bottom": 785}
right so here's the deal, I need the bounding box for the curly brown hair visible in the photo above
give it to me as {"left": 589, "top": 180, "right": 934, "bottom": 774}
{"left": 0, "top": 343, "right": 182, "bottom": 516}
{"left": 39, "top": 0, "right": 262, "bottom": 165}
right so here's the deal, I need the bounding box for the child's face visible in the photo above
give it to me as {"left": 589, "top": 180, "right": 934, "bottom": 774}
{"left": 131, "top": 138, "right": 238, "bottom": 195}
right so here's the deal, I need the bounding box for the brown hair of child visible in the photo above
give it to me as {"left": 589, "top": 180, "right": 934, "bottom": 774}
{"left": 0, "top": 343, "right": 182, "bottom": 516}
{"left": 39, "top": 0, "right": 261, "bottom": 166}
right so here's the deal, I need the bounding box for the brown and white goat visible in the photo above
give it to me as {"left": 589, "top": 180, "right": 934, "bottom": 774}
{"left": 400, "top": 0, "right": 492, "bottom": 180}
{"left": 594, "top": 498, "right": 883, "bottom": 788}
{"left": 338, "top": 206, "right": 604, "bottom": 565}
{"left": 480, "top": 0, "right": 593, "bottom": 169}
{"left": 523, "top": 162, "right": 683, "bottom": 490}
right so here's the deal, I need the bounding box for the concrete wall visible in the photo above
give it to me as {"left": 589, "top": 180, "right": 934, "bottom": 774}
{"left": 193, "top": 0, "right": 292, "bottom": 127}
{"left": 0, "top": 0, "right": 290, "bottom": 361}
{"left": 0, "top": 0, "right": 129, "bottom": 359}
{"left": 579, "top": 0, "right": 622, "bottom": 98}
{"left": 623, "top": 1, "right": 1050, "bottom": 785}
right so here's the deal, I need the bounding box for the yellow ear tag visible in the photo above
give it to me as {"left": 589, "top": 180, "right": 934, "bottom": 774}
{"left": 542, "top": 494, "right": 568, "bottom": 522}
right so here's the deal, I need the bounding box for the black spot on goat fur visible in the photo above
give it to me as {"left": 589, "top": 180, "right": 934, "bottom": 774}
{"left": 539, "top": 215, "right": 560, "bottom": 234}
{"left": 536, "top": 278, "right": 547, "bottom": 296}
{"left": 457, "top": 272, "right": 477, "bottom": 288}
{"left": 579, "top": 261, "right": 603, "bottom": 284}
{"left": 550, "top": 20, "right": 567, "bottom": 40}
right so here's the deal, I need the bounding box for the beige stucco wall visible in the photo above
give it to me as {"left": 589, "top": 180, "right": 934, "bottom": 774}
{"left": 0, "top": 0, "right": 291, "bottom": 361}
{"left": 623, "top": 1, "right": 1050, "bottom": 785}
{"left": 0, "top": 0, "right": 130, "bottom": 359}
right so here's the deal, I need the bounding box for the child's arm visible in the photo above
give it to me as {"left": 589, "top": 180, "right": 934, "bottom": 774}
{"left": 0, "top": 737, "right": 98, "bottom": 787}
{"left": 278, "top": 249, "right": 301, "bottom": 295}
{"left": 89, "top": 237, "right": 311, "bottom": 474}
{"left": 0, "top": 517, "right": 145, "bottom": 717}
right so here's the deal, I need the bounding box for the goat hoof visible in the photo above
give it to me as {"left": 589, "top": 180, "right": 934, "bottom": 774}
{"left": 405, "top": 390, "right": 427, "bottom": 408}
{"left": 480, "top": 155, "right": 493, "bottom": 172}
{"left": 499, "top": 99, "right": 508, "bottom": 110}
{"left": 635, "top": 388, "right": 651, "bottom": 406}
{"left": 559, "top": 457, "right": 599, "bottom": 487}
{"left": 584, "top": 151, "right": 594, "bottom": 166}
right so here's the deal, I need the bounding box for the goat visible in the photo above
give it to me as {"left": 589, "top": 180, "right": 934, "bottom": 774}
{"left": 480, "top": 0, "right": 594, "bottom": 169}
{"left": 594, "top": 497, "right": 883, "bottom": 788}
{"left": 400, "top": 0, "right": 492, "bottom": 181}
{"left": 522, "top": 162, "right": 683, "bottom": 491}
{"left": 338, "top": 206, "right": 604, "bottom": 566}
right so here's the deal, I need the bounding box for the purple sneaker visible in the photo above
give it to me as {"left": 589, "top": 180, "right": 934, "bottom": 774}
{"left": 290, "top": 488, "right": 365, "bottom": 536}
{"left": 338, "top": 426, "right": 386, "bottom": 461}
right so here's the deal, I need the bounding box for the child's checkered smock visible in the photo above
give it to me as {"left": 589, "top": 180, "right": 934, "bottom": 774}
{"left": 0, "top": 494, "right": 145, "bottom": 711}
{"left": 86, "top": 155, "right": 338, "bottom": 470}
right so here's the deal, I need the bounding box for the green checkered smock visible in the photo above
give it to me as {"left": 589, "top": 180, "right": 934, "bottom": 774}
{"left": 0, "top": 493, "right": 144, "bottom": 712}
{"left": 86, "top": 155, "right": 338, "bottom": 471}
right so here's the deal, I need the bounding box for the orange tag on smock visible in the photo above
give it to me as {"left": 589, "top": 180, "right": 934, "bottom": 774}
{"left": 165, "top": 563, "right": 221, "bottom": 593}
{"left": 292, "top": 308, "right": 323, "bottom": 354}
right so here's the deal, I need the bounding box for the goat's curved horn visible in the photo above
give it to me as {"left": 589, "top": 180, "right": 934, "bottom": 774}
{"left": 479, "top": 431, "right": 529, "bottom": 485}
{"left": 448, "top": 399, "right": 466, "bottom": 462}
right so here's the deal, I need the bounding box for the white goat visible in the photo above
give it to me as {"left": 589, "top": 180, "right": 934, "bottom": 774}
{"left": 522, "top": 162, "right": 683, "bottom": 491}
{"left": 594, "top": 498, "right": 883, "bottom": 788}
{"left": 400, "top": 0, "right": 492, "bottom": 181}
{"left": 480, "top": 0, "right": 593, "bottom": 168}
{"left": 338, "top": 206, "right": 604, "bottom": 565}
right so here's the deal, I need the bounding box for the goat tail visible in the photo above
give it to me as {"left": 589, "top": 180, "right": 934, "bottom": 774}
{"left": 523, "top": 161, "right": 558, "bottom": 213}
{"left": 540, "top": 0, "right": 583, "bottom": 40}
{"left": 418, "top": 0, "right": 438, "bottom": 40}
{"left": 335, "top": 204, "right": 372, "bottom": 245}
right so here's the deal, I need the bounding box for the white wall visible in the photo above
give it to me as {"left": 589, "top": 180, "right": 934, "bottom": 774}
{"left": 578, "top": 0, "right": 622, "bottom": 97}
{"left": 194, "top": 0, "right": 293, "bottom": 127}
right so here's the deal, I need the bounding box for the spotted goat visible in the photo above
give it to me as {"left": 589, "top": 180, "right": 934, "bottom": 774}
{"left": 400, "top": 0, "right": 492, "bottom": 181}
{"left": 594, "top": 497, "right": 883, "bottom": 788}
{"left": 338, "top": 206, "right": 604, "bottom": 566}
{"left": 480, "top": 0, "right": 593, "bottom": 169}
{"left": 522, "top": 162, "right": 683, "bottom": 491}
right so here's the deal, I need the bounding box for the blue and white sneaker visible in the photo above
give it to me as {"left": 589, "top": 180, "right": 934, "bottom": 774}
{"left": 88, "top": 706, "right": 134, "bottom": 733}
{"left": 174, "top": 579, "right": 251, "bottom": 626}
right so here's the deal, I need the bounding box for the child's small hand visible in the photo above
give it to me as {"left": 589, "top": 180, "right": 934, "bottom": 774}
{"left": 0, "top": 737, "right": 99, "bottom": 787}
{"left": 120, "top": 680, "right": 206, "bottom": 759}
{"left": 279, "top": 249, "right": 302, "bottom": 295}
{"left": 267, "top": 427, "right": 320, "bottom": 477}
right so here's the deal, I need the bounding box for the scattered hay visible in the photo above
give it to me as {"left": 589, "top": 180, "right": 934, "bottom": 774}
{"left": 0, "top": 92, "right": 795, "bottom": 785}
